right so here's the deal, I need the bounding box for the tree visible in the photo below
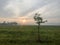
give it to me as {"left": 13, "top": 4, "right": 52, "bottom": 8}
{"left": 34, "top": 13, "right": 47, "bottom": 42}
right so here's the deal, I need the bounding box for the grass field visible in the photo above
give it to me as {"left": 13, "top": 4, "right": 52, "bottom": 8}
{"left": 0, "top": 25, "right": 60, "bottom": 45}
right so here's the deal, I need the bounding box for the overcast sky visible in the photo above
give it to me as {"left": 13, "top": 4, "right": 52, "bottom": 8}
{"left": 0, "top": 0, "right": 60, "bottom": 25}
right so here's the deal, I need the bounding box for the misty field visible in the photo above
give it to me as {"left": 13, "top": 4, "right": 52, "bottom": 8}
{"left": 0, "top": 25, "right": 60, "bottom": 45}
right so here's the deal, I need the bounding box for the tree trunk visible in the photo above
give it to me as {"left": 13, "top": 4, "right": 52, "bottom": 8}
{"left": 37, "top": 23, "right": 41, "bottom": 41}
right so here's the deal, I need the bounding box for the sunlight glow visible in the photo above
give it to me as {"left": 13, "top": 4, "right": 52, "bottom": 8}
{"left": 22, "top": 19, "right": 26, "bottom": 23}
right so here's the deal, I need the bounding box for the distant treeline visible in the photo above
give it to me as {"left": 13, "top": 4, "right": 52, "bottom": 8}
{"left": 0, "top": 21, "right": 18, "bottom": 26}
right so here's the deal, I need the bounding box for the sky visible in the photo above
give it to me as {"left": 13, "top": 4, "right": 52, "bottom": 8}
{"left": 0, "top": 0, "right": 60, "bottom": 25}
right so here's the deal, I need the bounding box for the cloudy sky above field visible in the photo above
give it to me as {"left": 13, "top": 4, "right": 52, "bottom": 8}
{"left": 0, "top": 0, "right": 60, "bottom": 25}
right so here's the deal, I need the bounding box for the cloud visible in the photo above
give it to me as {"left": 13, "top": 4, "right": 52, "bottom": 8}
{"left": 22, "top": 2, "right": 60, "bottom": 25}
{"left": 3, "top": 0, "right": 40, "bottom": 18}
{"left": 3, "top": 0, "right": 58, "bottom": 18}
{"left": 23, "top": 2, "right": 60, "bottom": 17}
{"left": 0, "top": 0, "right": 60, "bottom": 25}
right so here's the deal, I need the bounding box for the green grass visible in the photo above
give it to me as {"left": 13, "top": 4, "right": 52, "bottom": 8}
{"left": 0, "top": 25, "right": 60, "bottom": 45}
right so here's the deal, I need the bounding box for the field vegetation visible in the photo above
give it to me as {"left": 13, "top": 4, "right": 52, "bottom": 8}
{"left": 0, "top": 25, "right": 60, "bottom": 45}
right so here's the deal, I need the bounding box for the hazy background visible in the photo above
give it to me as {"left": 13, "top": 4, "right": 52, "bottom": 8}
{"left": 0, "top": 0, "right": 60, "bottom": 25}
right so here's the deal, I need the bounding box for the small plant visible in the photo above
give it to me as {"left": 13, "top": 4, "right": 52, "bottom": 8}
{"left": 34, "top": 13, "right": 47, "bottom": 42}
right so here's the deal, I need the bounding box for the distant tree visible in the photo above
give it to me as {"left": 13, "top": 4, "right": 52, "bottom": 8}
{"left": 34, "top": 13, "right": 47, "bottom": 42}
{"left": 10, "top": 22, "right": 18, "bottom": 25}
